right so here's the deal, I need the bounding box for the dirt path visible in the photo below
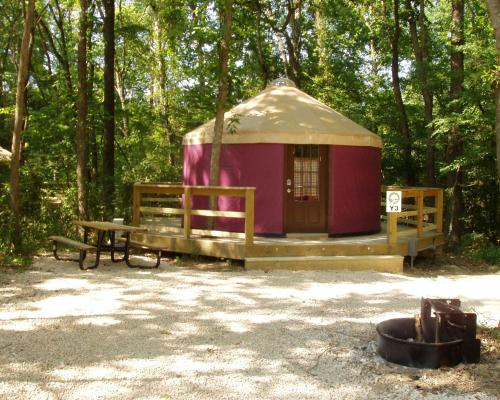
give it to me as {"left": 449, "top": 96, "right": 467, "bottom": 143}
{"left": 0, "top": 256, "right": 498, "bottom": 400}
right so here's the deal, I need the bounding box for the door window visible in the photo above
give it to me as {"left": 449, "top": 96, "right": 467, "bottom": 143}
{"left": 293, "top": 145, "right": 320, "bottom": 201}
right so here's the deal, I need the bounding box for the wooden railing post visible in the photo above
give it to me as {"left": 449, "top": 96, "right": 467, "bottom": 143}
{"left": 435, "top": 189, "right": 443, "bottom": 234}
{"left": 387, "top": 212, "right": 398, "bottom": 244}
{"left": 416, "top": 190, "right": 424, "bottom": 237}
{"left": 244, "top": 188, "right": 255, "bottom": 245}
{"left": 183, "top": 186, "right": 192, "bottom": 239}
{"left": 132, "top": 184, "right": 141, "bottom": 226}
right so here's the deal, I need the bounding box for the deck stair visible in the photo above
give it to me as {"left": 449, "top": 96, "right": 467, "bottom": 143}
{"left": 244, "top": 255, "right": 404, "bottom": 273}
{"left": 246, "top": 240, "right": 401, "bottom": 258}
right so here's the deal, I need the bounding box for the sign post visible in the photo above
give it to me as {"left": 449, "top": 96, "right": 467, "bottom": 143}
{"left": 386, "top": 191, "right": 402, "bottom": 213}
{"left": 386, "top": 190, "right": 402, "bottom": 244}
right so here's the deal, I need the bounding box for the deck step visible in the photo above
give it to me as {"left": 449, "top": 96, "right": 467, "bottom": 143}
{"left": 48, "top": 236, "right": 95, "bottom": 251}
{"left": 244, "top": 255, "right": 404, "bottom": 273}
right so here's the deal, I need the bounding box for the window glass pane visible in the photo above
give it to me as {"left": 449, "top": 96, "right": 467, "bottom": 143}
{"left": 293, "top": 145, "right": 320, "bottom": 201}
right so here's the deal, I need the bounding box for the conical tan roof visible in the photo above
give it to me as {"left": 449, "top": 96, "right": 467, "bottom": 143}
{"left": 183, "top": 79, "right": 382, "bottom": 148}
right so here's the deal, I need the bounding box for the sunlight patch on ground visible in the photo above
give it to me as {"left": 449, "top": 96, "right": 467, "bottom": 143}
{"left": 267, "top": 373, "right": 332, "bottom": 398}
{"left": 342, "top": 312, "right": 411, "bottom": 325}
{"left": 76, "top": 316, "right": 122, "bottom": 327}
{"left": 69, "top": 381, "right": 129, "bottom": 400}
{"left": 365, "top": 299, "right": 389, "bottom": 304}
{"left": 200, "top": 310, "right": 282, "bottom": 325}
{"left": 0, "top": 319, "right": 38, "bottom": 331}
{"left": 52, "top": 365, "right": 125, "bottom": 380}
{"left": 33, "top": 291, "right": 124, "bottom": 318}
{"left": 33, "top": 278, "right": 94, "bottom": 291}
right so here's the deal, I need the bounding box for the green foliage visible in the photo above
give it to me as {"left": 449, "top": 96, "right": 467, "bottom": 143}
{"left": 457, "top": 233, "right": 500, "bottom": 265}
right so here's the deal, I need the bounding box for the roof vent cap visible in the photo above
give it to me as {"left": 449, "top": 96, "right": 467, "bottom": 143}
{"left": 268, "top": 77, "right": 296, "bottom": 88}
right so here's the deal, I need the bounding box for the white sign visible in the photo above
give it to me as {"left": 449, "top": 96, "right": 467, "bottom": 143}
{"left": 386, "top": 191, "right": 402, "bottom": 213}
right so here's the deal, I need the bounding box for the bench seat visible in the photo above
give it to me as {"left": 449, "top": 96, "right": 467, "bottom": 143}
{"left": 117, "top": 237, "right": 162, "bottom": 269}
{"left": 49, "top": 235, "right": 97, "bottom": 270}
{"left": 48, "top": 236, "right": 95, "bottom": 251}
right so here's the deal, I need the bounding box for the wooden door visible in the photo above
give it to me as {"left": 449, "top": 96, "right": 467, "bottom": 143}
{"left": 284, "top": 144, "right": 328, "bottom": 232}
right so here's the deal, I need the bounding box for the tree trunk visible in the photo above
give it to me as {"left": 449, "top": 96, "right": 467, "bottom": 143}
{"left": 150, "top": 8, "right": 172, "bottom": 163}
{"left": 261, "top": 0, "right": 302, "bottom": 87}
{"left": 255, "top": 11, "right": 270, "bottom": 89}
{"left": 446, "top": 0, "right": 465, "bottom": 244}
{"left": 87, "top": 1, "right": 98, "bottom": 185}
{"left": 38, "top": 17, "right": 73, "bottom": 95}
{"left": 0, "top": 16, "right": 16, "bottom": 138}
{"left": 76, "top": 0, "right": 89, "bottom": 221}
{"left": 209, "top": 0, "right": 233, "bottom": 222}
{"left": 406, "top": 0, "right": 435, "bottom": 186}
{"left": 115, "top": 0, "right": 130, "bottom": 137}
{"left": 485, "top": 0, "right": 500, "bottom": 187}
{"left": 103, "top": 0, "right": 115, "bottom": 219}
{"left": 50, "top": 1, "right": 74, "bottom": 94}
{"left": 115, "top": 70, "right": 130, "bottom": 137}
{"left": 367, "top": 4, "right": 379, "bottom": 79}
{"left": 389, "top": 0, "right": 416, "bottom": 186}
{"left": 9, "top": 0, "right": 35, "bottom": 250}
{"left": 284, "top": 32, "right": 301, "bottom": 88}
{"left": 286, "top": 0, "right": 302, "bottom": 88}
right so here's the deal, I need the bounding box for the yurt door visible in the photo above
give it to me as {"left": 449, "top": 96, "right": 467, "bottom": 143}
{"left": 285, "top": 145, "right": 328, "bottom": 232}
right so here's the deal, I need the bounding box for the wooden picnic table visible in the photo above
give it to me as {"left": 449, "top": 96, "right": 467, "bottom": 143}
{"left": 50, "top": 220, "right": 161, "bottom": 270}
{"left": 72, "top": 220, "right": 149, "bottom": 269}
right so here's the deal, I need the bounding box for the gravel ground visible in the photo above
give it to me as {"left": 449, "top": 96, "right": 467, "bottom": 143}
{"left": 0, "top": 255, "right": 499, "bottom": 400}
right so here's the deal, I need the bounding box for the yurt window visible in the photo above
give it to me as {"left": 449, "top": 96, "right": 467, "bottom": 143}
{"left": 293, "top": 145, "right": 320, "bottom": 201}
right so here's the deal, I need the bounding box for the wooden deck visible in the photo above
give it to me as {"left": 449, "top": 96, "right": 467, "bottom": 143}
{"left": 131, "top": 223, "right": 444, "bottom": 273}
{"left": 130, "top": 184, "right": 445, "bottom": 273}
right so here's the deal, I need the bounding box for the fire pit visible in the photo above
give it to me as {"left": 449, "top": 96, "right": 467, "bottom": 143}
{"left": 376, "top": 298, "right": 481, "bottom": 369}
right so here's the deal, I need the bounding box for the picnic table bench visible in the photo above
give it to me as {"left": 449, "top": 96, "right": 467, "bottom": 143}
{"left": 49, "top": 235, "right": 97, "bottom": 269}
{"left": 49, "top": 221, "right": 161, "bottom": 270}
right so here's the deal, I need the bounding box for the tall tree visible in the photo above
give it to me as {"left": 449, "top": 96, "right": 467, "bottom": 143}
{"left": 49, "top": 1, "right": 74, "bottom": 94}
{"left": 10, "top": 0, "right": 36, "bottom": 249}
{"left": 485, "top": 0, "right": 500, "bottom": 187}
{"left": 115, "top": 0, "right": 130, "bottom": 137}
{"left": 386, "top": 0, "right": 416, "bottom": 186}
{"left": 149, "top": 2, "right": 173, "bottom": 163}
{"left": 446, "top": 0, "right": 465, "bottom": 243}
{"left": 0, "top": 10, "right": 18, "bottom": 139}
{"left": 76, "top": 0, "right": 89, "bottom": 220}
{"left": 253, "top": 4, "right": 271, "bottom": 89}
{"left": 405, "top": 0, "right": 435, "bottom": 186}
{"left": 260, "top": 0, "right": 303, "bottom": 88}
{"left": 103, "top": 0, "right": 115, "bottom": 218}
{"left": 209, "top": 0, "right": 233, "bottom": 191}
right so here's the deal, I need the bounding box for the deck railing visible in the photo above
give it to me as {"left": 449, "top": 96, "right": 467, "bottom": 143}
{"left": 132, "top": 183, "right": 256, "bottom": 245}
{"left": 381, "top": 186, "right": 444, "bottom": 244}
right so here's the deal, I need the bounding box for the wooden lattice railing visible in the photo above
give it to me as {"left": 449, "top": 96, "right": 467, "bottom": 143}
{"left": 381, "top": 186, "right": 444, "bottom": 244}
{"left": 132, "top": 183, "right": 256, "bottom": 245}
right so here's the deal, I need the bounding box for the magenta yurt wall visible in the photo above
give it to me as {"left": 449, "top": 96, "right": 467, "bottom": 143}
{"left": 328, "top": 146, "right": 381, "bottom": 235}
{"left": 183, "top": 143, "right": 285, "bottom": 234}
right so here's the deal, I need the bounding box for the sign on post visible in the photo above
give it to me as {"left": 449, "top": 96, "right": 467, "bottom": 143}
{"left": 386, "top": 191, "right": 402, "bottom": 213}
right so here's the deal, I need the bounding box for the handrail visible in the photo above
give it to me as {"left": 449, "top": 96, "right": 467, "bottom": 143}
{"left": 132, "top": 183, "right": 256, "bottom": 245}
{"left": 381, "top": 186, "right": 443, "bottom": 244}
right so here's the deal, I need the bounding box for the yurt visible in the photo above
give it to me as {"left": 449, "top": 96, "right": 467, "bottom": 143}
{"left": 183, "top": 78, "right": 382, "bottom": 236}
